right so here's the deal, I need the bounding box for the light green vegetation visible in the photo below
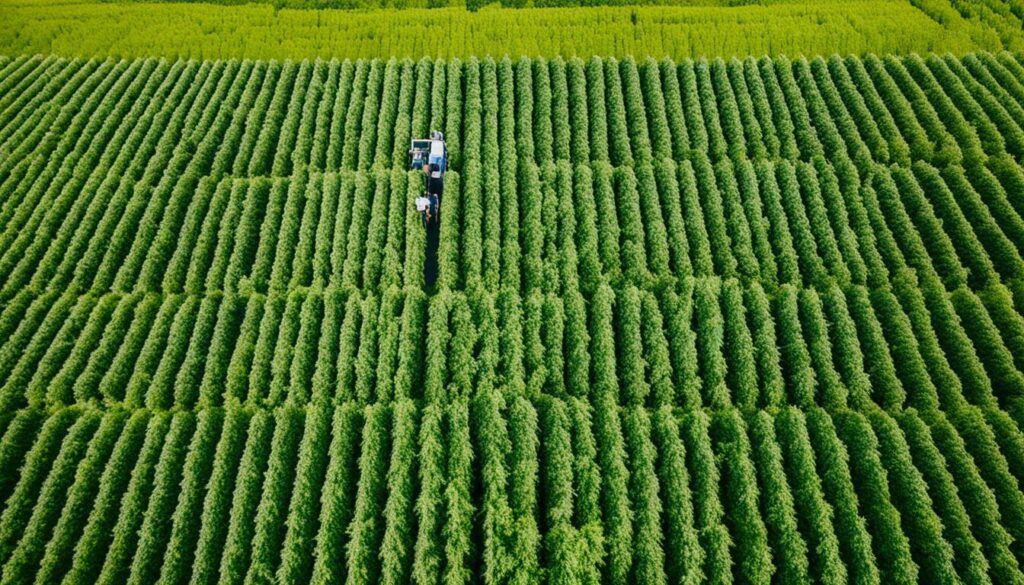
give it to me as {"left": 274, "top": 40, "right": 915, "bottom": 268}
{"left": 0, "top": 0, "right": 1011, "bottom": 59}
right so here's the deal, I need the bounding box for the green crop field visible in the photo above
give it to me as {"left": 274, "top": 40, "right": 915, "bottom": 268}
{"left": 0, "top": 0, "right": 1019, "bottom": 59}
{"left": 3, "top": 0, "right": 1024, "bottom": 583}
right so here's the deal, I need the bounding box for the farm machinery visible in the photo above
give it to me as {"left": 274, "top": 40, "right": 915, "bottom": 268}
{"left": 410, "top": 131, "right": 446, "bottom": 287}
{"left": 410, "top": 131, "right": 447, "bottom": 226}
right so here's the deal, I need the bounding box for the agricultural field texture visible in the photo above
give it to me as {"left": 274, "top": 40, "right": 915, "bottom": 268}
{"left": 0, "top": 0, "right": 1020, "bottom": 59}
{"left": 9, "top": 0, "right": 1024, "bottom": 572}
{"left": 1, "top": 49, "right": 1024, "bottom": 585}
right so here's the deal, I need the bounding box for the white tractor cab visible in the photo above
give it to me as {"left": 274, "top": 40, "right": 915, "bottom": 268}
{"left": 410, "top": 131, "right": 446, "bottom": 225}
{"left": 409, "top": 130, "right": 447, "bottom": 173}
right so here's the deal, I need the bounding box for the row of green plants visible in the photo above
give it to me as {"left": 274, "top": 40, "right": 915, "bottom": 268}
{"left": 3, "top": 150, "right": 1023, "bottom": 302}
{"left": 0, "top": 271, "right": 1021, "bottom": 419}
{"left": 0, "top": 0, "right": 1000, "bottom": 60}
{"left": 0, "top": 398, "right": 1022, "bottom": 585}
{"left": 110, "top": 0, "right": 789, "bottom": 11}
{"left": 946, "top": 0, "right": 1024, "bottom": 51}
{"left": 96, "top": 0, "right": 1024, "bottom": 42}
{"left": 6, "top": 51, "right": 1024, "bottom": 173}
{"left": 4, "top": 54, "right": 1024, "bottom": 299}
{"left": 1, "top": 50, "right": 1024, "bottom": 585}
{"left": 441, "top": 154, "right": 1024, "bottom": 294}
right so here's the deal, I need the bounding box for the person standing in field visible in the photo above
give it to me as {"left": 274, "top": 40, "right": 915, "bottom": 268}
{"left": 416, "top": 195, "right": 430, "bottom": 227}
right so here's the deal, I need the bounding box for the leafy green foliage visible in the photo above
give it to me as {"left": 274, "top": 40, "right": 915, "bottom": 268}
{"left": 3, "top": 50, "right": 1024, "bottom": 585}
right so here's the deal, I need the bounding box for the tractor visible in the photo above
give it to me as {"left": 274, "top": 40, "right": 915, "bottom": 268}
{"left": 410, "top": 130, "right": 446, "bottom": 226}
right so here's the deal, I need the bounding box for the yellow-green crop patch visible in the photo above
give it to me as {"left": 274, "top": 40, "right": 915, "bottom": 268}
{"left": 0, "top": 0, "right": 1008, "bottom": 59}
